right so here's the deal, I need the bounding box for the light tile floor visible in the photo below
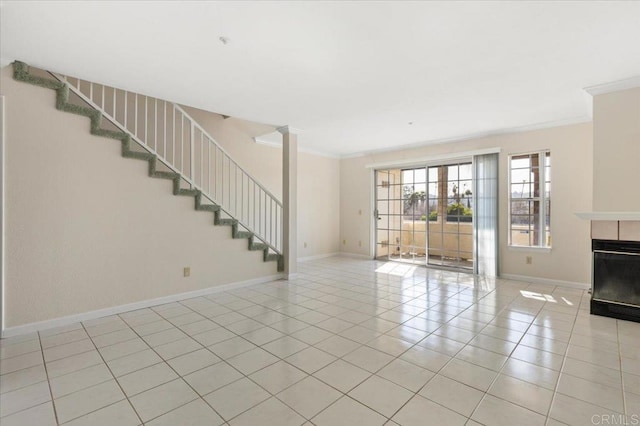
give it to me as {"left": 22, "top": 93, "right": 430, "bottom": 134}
{"left": 1, "top": 257, "right": 640, "bottom": 425}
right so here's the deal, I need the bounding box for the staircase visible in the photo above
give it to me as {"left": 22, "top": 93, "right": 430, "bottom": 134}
{"left": 13, "top": 61, "right": 284, "bottom": 271}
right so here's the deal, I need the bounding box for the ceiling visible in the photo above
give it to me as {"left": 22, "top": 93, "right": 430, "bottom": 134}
{"left": 2, "top": 1, "right": 640, "bottom": 157}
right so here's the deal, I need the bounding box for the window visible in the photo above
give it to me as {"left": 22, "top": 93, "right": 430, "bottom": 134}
{"left": 509, "top": 151, "right": 551, "bottom": 248}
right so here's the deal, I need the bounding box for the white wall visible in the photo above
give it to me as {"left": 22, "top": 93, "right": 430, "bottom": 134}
{"left": 1, "top": 66, "right": 282, "bottom": 328}
{"left": 593, "top": 87, "right": 640, "bottom": 211}
{"left": 340, "top": 123, "right": 593, "bottom": 285}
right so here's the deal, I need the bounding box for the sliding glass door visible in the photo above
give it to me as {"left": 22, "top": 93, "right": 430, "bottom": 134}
{"left": 375, "top": 162, "right": 473, "bottom": 270}
{"left": 426, "top": 162, "right": 474, "bottom": 270}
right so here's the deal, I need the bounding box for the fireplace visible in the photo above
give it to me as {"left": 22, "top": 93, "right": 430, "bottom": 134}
{"left": 592, "top": 239, "right": 640, "bottom": 322}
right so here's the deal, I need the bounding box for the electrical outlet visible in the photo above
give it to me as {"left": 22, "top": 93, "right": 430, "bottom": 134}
{"left": 343, "top": 239, "right": 347, "bottom": 245}
{"left": 184, "top": 267, "right": 191, "bottom": 277}
{"left": 304, "top": 242, "right": 307, "bottom": 248}
{"left": 526, "top": 256, "right": 532, "bottom": 265}
{"left": 358, "top": 209, "right": 362, "bottom": 215}
{"left": 358, "top": 240, "right": 362, "bottom": 247}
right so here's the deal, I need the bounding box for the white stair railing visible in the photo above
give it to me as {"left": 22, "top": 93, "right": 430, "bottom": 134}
{"left": 54, "top": 74, "right": 282, "bottom": 254}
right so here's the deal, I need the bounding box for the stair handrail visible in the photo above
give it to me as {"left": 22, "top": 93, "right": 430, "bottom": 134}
{"left": 51, "top": 73, "right": 282, "bottom": 254}
{"left": 172, "top": 104, "right": 283, "bottom": 208}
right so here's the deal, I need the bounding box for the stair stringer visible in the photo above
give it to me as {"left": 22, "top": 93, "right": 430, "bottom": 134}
{"left": 13, "top": 61, "right": 284, "bottom": 272}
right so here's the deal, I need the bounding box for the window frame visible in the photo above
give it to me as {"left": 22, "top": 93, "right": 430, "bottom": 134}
{"left": 508, "top": 150, "right": 551, "bottom": 249}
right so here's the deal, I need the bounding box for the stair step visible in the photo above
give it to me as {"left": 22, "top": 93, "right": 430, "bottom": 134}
{"left": 216, "top": 218, "right": 237, "bottom": 226}
{"left": 151, "top": 171, "right": 179, "bottom": 180}
{"left": 264, "top": 253, "right": 284, "bottom": 272}
{"left": 59, "top": 102, "right": 97, "bottom": 120}
{"left": 234, "top": 231, "right": 253, "bottom": 239}
{"left": 123, "top": 150, "right": 154, "bottom": 161}
{"left": 93, "top": 128, "right": 128, "bottom": 140}
{"left": 175, "top": 188, "right": 200, "bottom": 197}
{"left": 249, "top": 243, "right": 268, "bottom": 251}
{"left": 196, "top": 204, "right": 220, "bottom": 212}
{"left": 13, "top": 61, "right": 64, "bottom": 91}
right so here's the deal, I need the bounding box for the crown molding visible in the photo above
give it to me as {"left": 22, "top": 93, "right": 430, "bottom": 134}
{"left": 365, "top": 147, "right": 502, "bottom": 169}
{"left": 253, "top": 136, "right": 341, "bottom": 159}
{"left": 259, "top": 115, "right": 590, "bottom": 160}
{"left": 253, "top": 136, "right": 281, "bottom": 149}
{"left": 276, "top": 125, "right": 303, "bottom": 135}
{"left": 584, "top": 76, "right": 640, "bottom": 96}
{"left": 347, "top": 115, "right": 591, "bottom": 159}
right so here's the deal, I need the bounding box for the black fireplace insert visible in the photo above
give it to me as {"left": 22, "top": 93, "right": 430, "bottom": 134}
{"left": 592, "top": 239, "right": 640, "bottom": 323}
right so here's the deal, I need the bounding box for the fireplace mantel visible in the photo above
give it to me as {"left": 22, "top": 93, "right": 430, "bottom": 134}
{"left": 575, "top": 212, "right": 640, "bottom": 221}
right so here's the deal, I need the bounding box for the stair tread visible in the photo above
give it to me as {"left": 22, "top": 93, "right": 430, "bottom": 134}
{"left": 196, "top": 205, "right": 220, "bottom": 212}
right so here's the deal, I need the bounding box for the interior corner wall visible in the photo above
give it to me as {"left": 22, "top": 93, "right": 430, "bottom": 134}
{"left": 592, "top": 87, "right": 640, "bottom": 211}
{"left": 1, "top": 66, "right": 280, "bottom": 329}
{"left": 180, "top": 106, "right": 341, "bottom": 260}
{"left": 340, "top": 122, "right": 594, "bottom": 285}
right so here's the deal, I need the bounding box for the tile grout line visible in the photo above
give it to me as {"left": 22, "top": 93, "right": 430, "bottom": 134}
{"left": 112, "top": 309, "right": 226, "bottom": 424}
{"left": 542, "top": 288, "right": 582, "bottom": 426}
{"left": 171, "top": 295, "right": 352, "bottom": 424}
{"left": 383, "top": 287, "right": 521, "bottom": 423}
{"left": 465, "top": 287, "right": 550, "bottom": 423}
{"left": 75, "top": 320, "right": 145, "bottom": 426}
{"left": 37, "top": 330, "right": 60, "bottom": 425}
{"left": 617, "top": 319, "right": 628, "bottom": 418}
{"left": 301, "top": 278, "right": 503, "bottom": 423}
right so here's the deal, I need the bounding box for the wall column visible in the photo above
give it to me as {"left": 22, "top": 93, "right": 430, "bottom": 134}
{"left": 278, "top": 126, "right": 299, "bottom": 279}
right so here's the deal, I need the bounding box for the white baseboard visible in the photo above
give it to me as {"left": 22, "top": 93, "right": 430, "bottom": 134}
{"left": 338, "top": 252, "right": 372, "bottom": 260}
{"left": 1, "top": 274, "right": 284, "bottom": 338}
{"left": 297, "top": 252, "right": 340, "bottom": 263}
{"left": 500, "top": 273, "right": 589, "bottom": 290}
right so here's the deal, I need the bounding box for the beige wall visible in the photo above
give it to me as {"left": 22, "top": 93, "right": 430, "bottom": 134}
{"left": 593, "top": 87, "right": 640, "bottom": 211}
{"left": 2, "top": 67, "right": 280, "bottom": 328}
{"left": 181, "top": 106, "right": 341, "bottom": 260}
{"left": 340, "top": 123, "right": 593, "bottom": 284}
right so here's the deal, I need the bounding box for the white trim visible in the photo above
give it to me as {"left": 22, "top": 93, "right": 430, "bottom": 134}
{"left": 584, "top": 76, "right": 640, "bottom": 96}
{"left": 253, "top": 136, "right": 341, "bottom": 159}
{"left": 0, "top": 96, "right": 4, "bottom": 333}
{"left": 500, "top": 273, "right": 589, "bottom": 290}
{"left": 508, "top": 245, "right": 552, "bottom": 253}
{"left": 339, "top": 252, "right": 372, "bottom": 260}
{"left": 0, "top": 58, "right": 13, "bottom": 69}
{"left": 253, "top": 136, "right": 281, "bottom": 149}
{"left": 353, "top": 116, "right": 589, "bottom": 159}
{"left": 365, "top": 148, "right": 501, "bottom": 169}
{"left": 276, "top": 126, "right": 303, "bottom": 135}
{"left": 340, "top": 152, "right": 366, "bottom": 159}
{"left": 261, "top": 116, "right": 589, "bottom": 160}
{"left": 369, "top": 168, "right": 376, "bottom": 258}
{"left": 575, "top": 212, "right": 640, "bottom": 221}
{"left": 1, "top": 274, "right": 284, "bottom": 338}
{"left": 284, "top": 273, "right": 299, "bottom": 280}
{"left": 298, "top": 252, "right": 340, "bottom": 263}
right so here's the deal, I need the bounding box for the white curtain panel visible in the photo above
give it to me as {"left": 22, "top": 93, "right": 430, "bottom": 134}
{"left": 473, "top": 153, "right": 499, "bottom": 276}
